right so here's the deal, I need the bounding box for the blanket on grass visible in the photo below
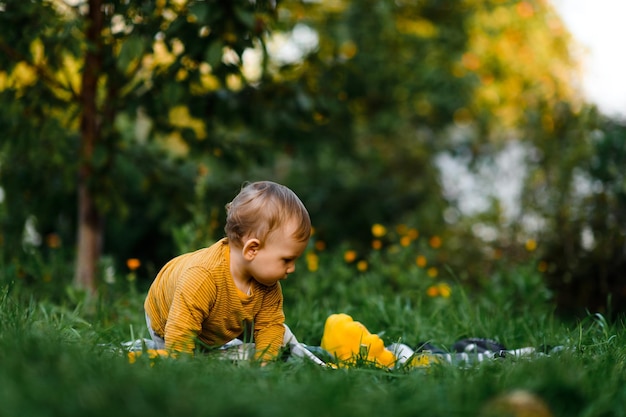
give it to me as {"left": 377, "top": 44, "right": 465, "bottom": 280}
{"left": 125, "top": 313, "right": 563, "bottom": 369}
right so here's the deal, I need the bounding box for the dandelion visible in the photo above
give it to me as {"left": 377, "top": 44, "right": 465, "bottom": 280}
{"left": 438, "top": 283, "right": 451, "bottom": 298}
{"left": 407, "top": 228, "right": 419, "bottom": 240}
{"left": 371, "top": 224, "right": 387, "bottom": 238}
{"left": 128, "top": 349, "right": 170, "bottom": 365}
{"left": 416, "top": 255, "right": 427, "bottom": 268}
{"left": 400, "top": 236, "right": 411, "bottom": 247}
{"left": 344, "top": 250, "right": 357, "bottom": 263}
{"left": 429, "top": 235, "right": 442, "bottom": 249}
{"left": 372, "top": 239, "right": 383, "bottom": 250}
{"left": 525, "top": 239, "right": 537, "bottom": 252}
{"left": 127, "top": 258, "right": 141, "bottom": 271}
{"left": 427, "top": 283, "right": 451, "bottom": 298}
{"left": 356, "top": 260, "right": 368, "bottom": 272}
{"left": 427, "top": 267, "right": 438, "bottom": 278}
{"left": 306, "top": 252, "right": 319, "bottom": 272}
{"left": 426, "top": 285, "right": 439, "bottom": 297}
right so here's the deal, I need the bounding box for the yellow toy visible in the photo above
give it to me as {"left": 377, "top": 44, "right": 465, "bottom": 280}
{"left": 320, "top": 313, "right": 397, "bottom": 368}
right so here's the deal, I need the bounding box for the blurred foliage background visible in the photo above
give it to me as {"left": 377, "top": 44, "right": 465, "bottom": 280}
{"left": 0, "top": 0, "right": 624, "bottom": 317}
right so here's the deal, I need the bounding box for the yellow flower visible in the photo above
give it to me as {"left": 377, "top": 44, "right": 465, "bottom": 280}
{"left": 344, "top": 250, "right": 357, "bottom": 263}
{"left": 126, "top": 258, "right": 141, "bottom": 271}
{"left": 371, "top": 224, "right": 387, "bottom": 238}
{"left": 306, "top": 252, "right": 319, "bottom": 272}
{"left": 426, "top": 285, "right": 439, "bottom": 297}
{"left": 416, "top": 255, "right": 427, "bottom": 268}
{"left": 406, "top": 353, "right": 436, "bottom": 368}
{"left": 356, "top": 260, "right": 368, "bottom": 272}
{"left": 429, "top": 235, "right": 442, "bottom": 249}
{"left": 525, "top": 239, "right": 537, "bottom": 252}
{"left": 372, "top": 239, "right": 383, "bottom": 250}
{"left": 438, "top": 283, "right": 451, "bottom": 298}
{"left": 407, "top": 228, "right": 419, "bottom": 240}
{"left": 400, "top": 236, "right": 411, "bottom": 247}
{"left": 128, "top": 349, "right": 171, "bottom": 365}
{"left": 427, "top": 267, "right": 438, "bottom": 278}
{"left": 427, "top": 283, "right": 451, "bottom": 298}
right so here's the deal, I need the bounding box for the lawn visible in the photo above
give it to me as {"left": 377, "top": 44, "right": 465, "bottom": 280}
{"left": 1, "top": 241, "right": 624, "bottom": 417}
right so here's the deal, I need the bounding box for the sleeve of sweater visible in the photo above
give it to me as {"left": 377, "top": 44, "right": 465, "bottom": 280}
{"left": 164, "top": 266, "right": 216, "bottom": 353}
{"left": 253, "top": 282, "right": 286, "bottom": 361}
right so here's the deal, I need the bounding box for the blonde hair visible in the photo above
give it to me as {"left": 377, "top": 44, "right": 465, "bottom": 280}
{"left": 225, "top": 181, "right": 311, "bottom": 247}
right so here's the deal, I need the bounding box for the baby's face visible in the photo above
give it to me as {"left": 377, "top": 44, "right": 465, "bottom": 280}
{"left": 248, "top": 221, "right": 308, "bottom": 287}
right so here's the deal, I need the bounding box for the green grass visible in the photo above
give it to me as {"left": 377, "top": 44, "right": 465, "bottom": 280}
{"left": 1, "top": 246, "right": 625, "bottom": 417}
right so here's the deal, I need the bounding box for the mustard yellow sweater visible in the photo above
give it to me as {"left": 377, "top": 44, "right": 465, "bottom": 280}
{"left": 144, "top": 238, "right": 285, "bottom": 359}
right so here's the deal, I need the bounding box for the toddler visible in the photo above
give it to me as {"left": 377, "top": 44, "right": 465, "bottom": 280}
{"left": 144, "top": 181, "right": 311, "bottom": 361}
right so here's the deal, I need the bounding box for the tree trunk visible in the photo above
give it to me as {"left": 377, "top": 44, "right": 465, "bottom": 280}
{"left": 74, "top": 184, "right": 102, "bottom": 292}
{"left": 73, "top": 0, "right": 103, "bottom": 293}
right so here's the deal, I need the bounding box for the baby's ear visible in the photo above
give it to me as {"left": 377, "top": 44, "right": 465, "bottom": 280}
{"left": 242, "top": 238, "right": 261, "bottom": 260}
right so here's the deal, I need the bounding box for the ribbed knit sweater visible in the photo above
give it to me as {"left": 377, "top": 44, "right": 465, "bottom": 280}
{"left": 144, "top": 238, "right": 285, "bottom": 359}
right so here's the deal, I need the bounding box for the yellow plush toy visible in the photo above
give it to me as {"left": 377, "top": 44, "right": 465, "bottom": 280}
{"left": 320, "top": 313, "right": 397, "bottom": 368}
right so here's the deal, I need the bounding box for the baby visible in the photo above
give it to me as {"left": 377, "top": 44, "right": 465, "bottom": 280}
{"left": 144, "top": 181, "right": 311, "bottom": 361}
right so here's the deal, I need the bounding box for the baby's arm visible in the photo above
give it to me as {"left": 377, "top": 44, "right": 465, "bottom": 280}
{"left": 253, "top": 284, "right": 286, "bottom": 361}
{"left": 164, "top": 267, "right": 215, "bottom": 353}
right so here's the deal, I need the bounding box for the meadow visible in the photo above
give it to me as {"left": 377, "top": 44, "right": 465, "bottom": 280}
{"left": 1, "top": 229, "right": 625, "bottom": 417}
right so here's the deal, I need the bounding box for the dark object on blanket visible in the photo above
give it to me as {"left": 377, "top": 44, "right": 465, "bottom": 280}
{"left": 453, "top": 338, "right": 506, "bottom": 355}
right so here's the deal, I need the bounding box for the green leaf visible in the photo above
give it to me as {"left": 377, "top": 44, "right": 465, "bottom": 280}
{"left": 162, "top": 83, "right": 184, "bottom": 105}
{"left": 205, "top": 41, "right": 223, "bottom": 68}
{"left": 189, "top": 2, "right": 208, "bottom": 22}
{"left": 234, "top": 6, "right": 255, "bottom": 29}
{"left": 117, "top": 35, "right": 145, "bottom": 73}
